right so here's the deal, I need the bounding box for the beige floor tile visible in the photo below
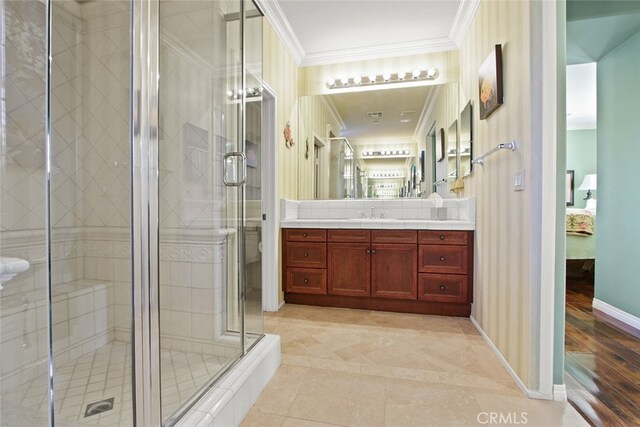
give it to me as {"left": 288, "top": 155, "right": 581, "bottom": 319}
{"left": 251, "top": 364, "right": 309, "bottom": 416}
{"left": 248, "top": 305, "right": 588, "bottom": 427}
{"left": 287, "top": 368, "right": 385, "bottom": 427}
{"left": 240, "top": 410, "right": 285, "bottom": 427}
{"left": 473, "top": 391, "right": 590, "bottom": 427}
{"left": 384, "top": 378, "right": 482, "bottom": 427}
{"left": 281, "top": 417, "right": 344, "bottom": 427}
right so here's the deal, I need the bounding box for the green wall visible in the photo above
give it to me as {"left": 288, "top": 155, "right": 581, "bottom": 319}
{"left": 567, "top": 130, "right": 597, "bottom": 209}
{"left": 595, "top": 29, "right": 640, "bottom": 318}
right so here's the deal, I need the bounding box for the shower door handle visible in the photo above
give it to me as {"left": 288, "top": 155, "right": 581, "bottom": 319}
{"left": 223, "top": 152, "right": 247, "bottom": 186}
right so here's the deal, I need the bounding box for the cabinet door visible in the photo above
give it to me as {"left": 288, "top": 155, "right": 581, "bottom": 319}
{"left": 328, "top": 243, "right": 371, "bottom": 297}
{"left": 371, "top": 244, "right": 417, "bottom": 299}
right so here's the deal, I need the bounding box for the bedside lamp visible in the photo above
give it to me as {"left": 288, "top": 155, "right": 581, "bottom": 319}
{"left": 578, "top": 174, "right": 597, "bottom": 211}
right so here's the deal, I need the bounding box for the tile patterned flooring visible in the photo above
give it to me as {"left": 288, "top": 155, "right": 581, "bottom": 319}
{"left": 242, "top": 305, "right": 589, "bottom": 427}
{"left": 3, "top": 342, "right": 227, "bottom": 426}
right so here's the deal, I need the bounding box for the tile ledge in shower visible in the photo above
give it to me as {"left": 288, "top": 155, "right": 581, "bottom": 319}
{"left": 176, "top": 334, "right": 281, "bottom": 427}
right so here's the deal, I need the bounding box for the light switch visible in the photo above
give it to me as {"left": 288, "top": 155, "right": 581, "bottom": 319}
{"left": 514, "top": 170, "right": 525, "bottom": 191}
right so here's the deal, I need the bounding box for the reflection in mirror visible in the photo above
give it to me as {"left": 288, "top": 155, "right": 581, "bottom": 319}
{"left": 447, "top": 120, "right": 458, "bottom": 181}
{"left": 460, "top": 101, "right": 473, "bottom": 177}
{"left": 299, "top": 83, "right": 458, "bottom": 199}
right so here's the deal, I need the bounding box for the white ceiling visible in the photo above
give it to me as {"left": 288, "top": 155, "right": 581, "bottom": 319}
{"left": 257, "top": 0, "right": 480, "bottom": 65}
{"left": 329, "top": 86, "right": 434, "bottom": 141}
{"left": 566, "top": 63, "right": 596, "bottom": 130}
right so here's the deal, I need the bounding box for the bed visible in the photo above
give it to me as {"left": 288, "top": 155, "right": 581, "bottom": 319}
{"left": 566, "top": 208, "right": 596, "bottom": 260}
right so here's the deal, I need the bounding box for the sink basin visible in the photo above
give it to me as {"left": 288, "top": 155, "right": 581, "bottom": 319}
{"left": 0, "top": 257, "right": 30, "bottom": 290}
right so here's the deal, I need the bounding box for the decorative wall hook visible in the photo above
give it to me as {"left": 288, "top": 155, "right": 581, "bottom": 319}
{"left": 284, "top": 121, "right": 294, "bottom": 148}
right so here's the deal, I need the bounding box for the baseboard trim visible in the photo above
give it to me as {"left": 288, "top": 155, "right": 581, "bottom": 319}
{"left": 553, "top": 384, "right": 567, "bottom": 401}
{"left": 592, "top": 298, "right": 640, "bottom": 339}
{"left": 470, "top": 316, "right": 553, "bottom": 400}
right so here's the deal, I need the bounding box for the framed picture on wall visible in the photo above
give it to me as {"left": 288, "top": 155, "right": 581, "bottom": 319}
{"left": 436, "top": 128, "right": 445, "bottom": 162}
{"left": 478, "top": 44, "right": 504, "bottom": 120}
{"left": 566, "top": 170, "right": 575, "bottom": 206}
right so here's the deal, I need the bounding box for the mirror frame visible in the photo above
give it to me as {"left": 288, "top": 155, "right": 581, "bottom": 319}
{"left": 459, "top": 101, "right": 473, "bottom": 177}
{"left": 447, "top": 120, "right": 458, "bottom": 181}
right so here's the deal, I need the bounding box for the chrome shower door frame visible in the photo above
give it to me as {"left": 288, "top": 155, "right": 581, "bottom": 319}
{"left": 131, "top": 0, "right": 161, "bottom": 425}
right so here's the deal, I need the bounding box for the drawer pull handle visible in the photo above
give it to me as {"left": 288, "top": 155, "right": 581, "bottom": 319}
{"left": 366, "top": 249, "right": 371, "bottom": 254}
{"left": 304, "top": 278, "right": 309, "bottom": 284}
{"left": 304, "top": 252, "right": 309, "bottom": 257}
{"left": 440, "top": 285, "right": 446, "bottom": 291}
{"left": 303, "top": 233, "right": 308, "bottom": 237}
{"left": 439, "top": 235, "right": 445, "bottom": 240}
{"left": 440, "top": 256, "right": 446, "bottom": 262}
{"left": 371, "top": 249, "right": 377, "bottom": 254}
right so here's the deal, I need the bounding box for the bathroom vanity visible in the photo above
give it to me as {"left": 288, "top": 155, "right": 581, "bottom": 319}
{"left": 280, "top": 199, "right": 475, "bottom": 317}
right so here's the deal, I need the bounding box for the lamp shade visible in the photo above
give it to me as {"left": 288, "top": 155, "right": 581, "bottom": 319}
{"left": 578, "top": 174, "right": 597, "bottom": 191}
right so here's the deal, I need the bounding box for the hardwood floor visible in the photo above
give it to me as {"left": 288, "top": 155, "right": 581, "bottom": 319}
{"left": 565, "top": 262, "right": 640, "bottom": 427}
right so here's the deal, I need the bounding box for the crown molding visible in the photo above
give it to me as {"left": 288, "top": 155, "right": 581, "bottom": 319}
{"left": 449, "top": 0, "right": 481, "bottom": 46}
{"left": 319, "top": 95, "right": 347, "bottom": 132}
{"left": 300, "top": 37, "right": 457, "bottom": 67}
{"left": 255, "top": 0, "right": 305, "bottom": 65}
{"left": 413, "top": 85, "right": 441, "bottom": 143}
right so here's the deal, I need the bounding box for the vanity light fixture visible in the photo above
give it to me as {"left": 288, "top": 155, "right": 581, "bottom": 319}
{"left": 326, "top": 68, "right": 439, "bottom": 89}
{"left": 369, "top": 170, "right": 405, "bottom": 179}
{"left": 227, "top": 87, "right": 262, "bottom": 100}
{"left": 361, "top": 149, "right": 412, "bottom": 158}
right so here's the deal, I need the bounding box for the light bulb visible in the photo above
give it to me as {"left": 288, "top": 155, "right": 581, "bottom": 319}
{"left": 326, "top": 78, "right": 336, "bottom": 87}
{"left": 397, "top": 71, "right": 406, "bottom": 80}
{"left": 412, "top": 69, "right": 421, "bottom": 79}
{"left": 340, "top": 77, "right": 349, "bottom": 86}
{"left": 368, "top": 74, "right": 377, "bottom": 83}
{"left": 383, "top": 73, "right": 391, "bottom": 81}
{"left": 426, "top": 68, "right": 437, "bottom": 78}
{"left": 226, "top": 90, "right": 234, "bottom": 97}
{"left": 353, "top": 76, "right": 362, "bottom": 85}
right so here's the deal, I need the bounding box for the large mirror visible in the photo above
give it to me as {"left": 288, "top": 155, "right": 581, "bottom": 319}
{"left": 447, "top": 119, "right": 458, "bottom": 181}
{"left": 460, "top": 101, "right": 473, "bottom": 177}
{"left": 299, "top": 83, "right": 459, "bottom": 199}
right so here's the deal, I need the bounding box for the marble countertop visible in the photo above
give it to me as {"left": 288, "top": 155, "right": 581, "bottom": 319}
{"left": 280, "top": 219, "right": 475, "bottom": 230}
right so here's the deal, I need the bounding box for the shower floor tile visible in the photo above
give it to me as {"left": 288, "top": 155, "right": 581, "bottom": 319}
{"left": 6, "top": 341, "right": 227, "bottom": 426}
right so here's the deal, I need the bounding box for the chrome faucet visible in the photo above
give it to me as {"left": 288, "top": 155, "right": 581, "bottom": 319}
{"left": 370, "top": 205, "right": 375, "bottom": 219}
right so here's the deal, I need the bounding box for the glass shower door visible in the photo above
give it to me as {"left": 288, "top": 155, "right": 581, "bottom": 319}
{"left": 158, "top": 0, "right": 244, "bottom": 422}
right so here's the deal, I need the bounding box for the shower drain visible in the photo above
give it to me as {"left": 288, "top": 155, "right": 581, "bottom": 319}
{"left": 84, "top": 398, "right": 114, "bottom": 417}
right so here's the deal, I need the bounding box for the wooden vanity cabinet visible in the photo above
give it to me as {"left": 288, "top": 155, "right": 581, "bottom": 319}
{"left": 328, "top": 242, "right": 371, "bottom": 296}
{"left": 283, "top": 229, "right": 327, "bottom": 295}
{"left": 371, "top": 243, "right": 417, "bottom": 299}
{"left": 283, "top": 228, "right": 474, "bottom": 317}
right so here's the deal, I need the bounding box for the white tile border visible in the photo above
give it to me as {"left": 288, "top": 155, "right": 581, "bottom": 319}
{"left": 176, "top": 334, "right": 281, "bottom": 427}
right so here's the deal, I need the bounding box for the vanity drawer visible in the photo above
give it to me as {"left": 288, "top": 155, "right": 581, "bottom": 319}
{"left": 284, "top": 229, "right": 327, "bottom": 242}
{"left": 418, "top": 273, "right": 467, "bottom": 303}
{"left": 418, "top": 245, "right": 468, "bottom": 274}
{"left": 328, "top": 229, "right": 371, "bottom": 243}
{"left": 285, "top": 242, "right": 327, "bottom": 268}
{"left": 286, "top": 268, "right": 327, "bottom": 294}
{"left": 371, "top": 230, "right": 417, "bottom": 244}
{"left": 418, "top": 230, "right": 469, "bottom": 246}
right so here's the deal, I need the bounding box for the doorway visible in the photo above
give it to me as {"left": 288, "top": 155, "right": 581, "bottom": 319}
{"left": 561, "top": 3, "right": 640, "bottom": 425}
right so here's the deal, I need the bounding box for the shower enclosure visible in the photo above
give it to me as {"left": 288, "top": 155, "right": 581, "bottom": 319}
{"left": 1, "top": 0, "right": 264, "bottom": 425}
